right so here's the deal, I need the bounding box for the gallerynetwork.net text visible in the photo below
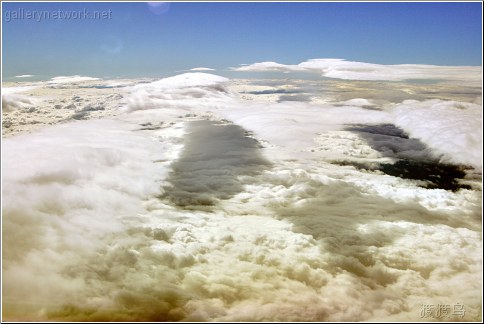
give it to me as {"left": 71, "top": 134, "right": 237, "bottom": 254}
{"left": 4, "top": 8, "right": 112, "bottom": 22}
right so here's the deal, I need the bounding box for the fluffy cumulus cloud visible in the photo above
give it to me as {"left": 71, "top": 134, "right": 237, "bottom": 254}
{"left": 2, "top": 119, "right": 180, "bottom": 320}
{"left": 233, "top": 58, "right": 482, "bottom": 84}
{"left": 125, "top": 72, "right": 231, "bottom": 112}
{"left": 2, "top": 71, "right": 482, "bottom": 321}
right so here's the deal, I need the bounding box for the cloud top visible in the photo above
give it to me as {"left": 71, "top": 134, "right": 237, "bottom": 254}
{"left": 145, "top": 72, "right": 227, "bottom": 88}
{"left": 189, "top": 67, "right": 215, "bottom": 71}
{"left": 126, "top": 72, "right": 230, "bottom": 112}
{"left": 49, "top": 75, "right": 100, "bottom": 84}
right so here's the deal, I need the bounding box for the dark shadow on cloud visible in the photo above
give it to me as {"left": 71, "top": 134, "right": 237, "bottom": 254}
{"left": 355, "top": 106, "right": 382, "bottom": 111}
{"left": 277, "top": 94, "right": 312, "bottom": 102}
{"left": 79, "top": 85, "right": 127, "bottom": 89}
{"left": 346, "top": 124, "right": 409, "bottom": 139}
{"left": 161, "top": 120, "right": 271, "bottom": 209}
{"left": 341, "top": 124, "right": 472, "bottom": 191}
{"left": 344, "top": 124, "right": 431, "bottom": 160}
{"left": 379, "top": 160, "right": 471, "bottom": 191}
{"left": 245, "top": 89, "right": 302, "bottom": 95}
{"left": 69, "top": 104, "right": 105, "bottom": 120}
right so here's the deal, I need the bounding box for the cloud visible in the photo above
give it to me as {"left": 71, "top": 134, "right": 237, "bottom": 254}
{"left": 2, "top": 119, "right": 179, "bottom": 320}
{"left": 125, "top": 72, "right": 231, "bottom": 112}
{"left": 337, "top": 98, "right": 376, "bottom": 107}
{"left": 218, "top": 83, "right": 482, "bottom": 170}
{"left": 218, "top": 100, "right": 393, "bottom": 155}
{"left": 232, "top": 58, "right": 482, "bottom": 84}
{"left": 391, "top": 99, "right": 482, "bottom": 169}
{"left": 49, "top": 75, "right": 100, "bottom": 84}
{"left": 1, "top": 86, "right": 38, "bottom": 112}
{"left": 2, "top": 73, "right": 482, "bottom": 322}
{"left": 189, "top": 67, "right": 215, "bottom": 71}
{"left": 1, "top": 86, "right": 38, "bottom": 95}
{"left": 15, "top": 74, "right": 34, "bottom": 78}
{"left": 133, "top": 72, "right": 227, "bottom": 89}
{"left": 1, "top": 93, "right": 36, "bottom": 112}
{"left": 234, "top": 61, "right": 303, "bottom": 73}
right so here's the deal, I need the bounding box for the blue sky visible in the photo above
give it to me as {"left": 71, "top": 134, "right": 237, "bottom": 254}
{"left": 2, "top": 1, "right": 482, "bottom": 79}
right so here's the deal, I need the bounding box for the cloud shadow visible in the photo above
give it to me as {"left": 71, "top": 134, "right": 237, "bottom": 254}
{"left": 161, "top": 120, "right": 271, "bottom": 209}
{"left": 341, "top": 124, "right": 472, "bottom": 191}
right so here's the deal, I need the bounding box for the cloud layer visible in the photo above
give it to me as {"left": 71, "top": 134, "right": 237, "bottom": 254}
{"left": 233, "top": 58, "right": 482, "bottom": 84}
{"left": 2, "top": 72, "right": 482, "bottom": 321}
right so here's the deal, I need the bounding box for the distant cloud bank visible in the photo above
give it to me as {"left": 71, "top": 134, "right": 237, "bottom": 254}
{"left": 232, "top": 58, "right": 482, "bottom": 84}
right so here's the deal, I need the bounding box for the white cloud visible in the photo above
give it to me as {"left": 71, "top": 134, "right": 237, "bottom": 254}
{"left": 2, "top": 119, "right": 182, "bottom": 320}
{"left": 234, "top": 61, "right": 305, "bottom": 73}
{"left": 1, "top": 86, "right": 38, "bottom": 95}
{"left": 49, "top": 75, "right": 100, "bottom": 84}
{"left": 189, "top": 67, "right": 215, "bottom": 71}
{"left": 145, "top": 72, "right": 227, "bottom": 88}
{"left": 125, "top": 72, "right": 231, "bottom": 112}
{"left": 233, "top": 58, "right": 482, "bottom": 84}
{"left": 218, "top": 100, "right": 393, "bottom": 158}
{"left": 392, "top": 99, "right": 482, "bottom": 169}
{"left": 338, "top": 98, "right": 376, "bottom": 107}
{"left": 15, "top": 74, "right": 34, "bottom": 78}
